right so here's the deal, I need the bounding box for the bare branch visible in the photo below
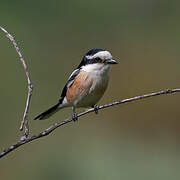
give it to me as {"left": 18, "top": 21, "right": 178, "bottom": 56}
{"left": 0, "top": 88, "right": 180, "bottom": 158}
{"left": 0, "top": 26, "right": 33, "bottom": 138}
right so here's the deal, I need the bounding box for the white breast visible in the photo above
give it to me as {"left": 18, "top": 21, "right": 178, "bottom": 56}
{"left": 76, "top": 63, "right": 110, "bottom": 107}
{"left": 82, "top": 63, "right": 110, "bottom": 89}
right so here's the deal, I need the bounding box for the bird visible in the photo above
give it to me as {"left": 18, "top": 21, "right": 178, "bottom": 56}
{"left": 34, "top": 48, "right": 118, "bottom": 121}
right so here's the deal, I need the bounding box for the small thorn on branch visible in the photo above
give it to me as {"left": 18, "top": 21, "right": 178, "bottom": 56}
{"left": 19, "top": 121, "right": 24, "bottom": 131}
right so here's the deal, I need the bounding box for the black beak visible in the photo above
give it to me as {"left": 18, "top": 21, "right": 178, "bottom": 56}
{"left": 106, "top": 59, "right": 118, "bottom": 64}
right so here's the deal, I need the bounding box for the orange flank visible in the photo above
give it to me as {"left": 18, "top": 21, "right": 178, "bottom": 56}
{"left": 66, "top": 70, "right": 92, "bottom": 103}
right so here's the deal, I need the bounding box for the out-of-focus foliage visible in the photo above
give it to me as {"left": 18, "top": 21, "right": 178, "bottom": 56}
{"left": 0, "top": 0, "right": 180, "bottom": 179}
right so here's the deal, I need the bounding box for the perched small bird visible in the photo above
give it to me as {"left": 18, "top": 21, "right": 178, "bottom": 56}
{"left": 34, "top": 48, "right": 118, "bottom": 120}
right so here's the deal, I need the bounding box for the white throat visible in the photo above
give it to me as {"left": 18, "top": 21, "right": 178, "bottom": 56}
{"left": 82, "top": 63, "right": 110, "bottom": 75}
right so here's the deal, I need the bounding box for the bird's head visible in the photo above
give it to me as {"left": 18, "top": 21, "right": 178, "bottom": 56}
{"left": 78, "top": 48, "right": 118, "bottom": 69}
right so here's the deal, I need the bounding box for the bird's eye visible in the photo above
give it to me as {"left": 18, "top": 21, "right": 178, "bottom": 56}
{"left": 95, "top": 57, "right": 102, "bottom": 62}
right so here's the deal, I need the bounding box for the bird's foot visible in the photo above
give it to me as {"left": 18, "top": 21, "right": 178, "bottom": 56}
{"left": 72, "top": 113, "right": 78, "bottom": 122}
{"left": 93, "top": 105, "right": 99, "bottom": 114}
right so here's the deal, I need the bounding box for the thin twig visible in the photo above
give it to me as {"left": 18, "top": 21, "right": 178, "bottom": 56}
{"left": 0, "top": 88, "right": 180, "bottom": 158}
{"left": 0, "top": 26, "right": 33, "bottom": 138}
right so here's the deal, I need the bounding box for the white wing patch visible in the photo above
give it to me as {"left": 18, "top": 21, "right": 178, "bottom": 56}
{"left": 66, "top": 69, "right": 80, "bottom": 88}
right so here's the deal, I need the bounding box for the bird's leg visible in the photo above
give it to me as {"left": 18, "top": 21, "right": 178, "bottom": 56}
{"left": 92, "top": 104, "right": 99, "bottom": 114}
{"left": 72, "top": 106, "right": 78, "bottom": 121}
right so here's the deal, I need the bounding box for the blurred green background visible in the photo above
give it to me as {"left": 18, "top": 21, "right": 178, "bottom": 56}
{"left": 1, "top": 0, "right": 180, "bottom": 179}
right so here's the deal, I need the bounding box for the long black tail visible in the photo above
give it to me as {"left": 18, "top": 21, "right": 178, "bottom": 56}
{"left": 34, "top": 102, "right": 61, "bottom": 120}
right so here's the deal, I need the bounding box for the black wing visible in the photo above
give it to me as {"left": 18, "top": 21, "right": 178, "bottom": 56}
{"left": 59, "top": 68, "right": 81, "bottom": 103}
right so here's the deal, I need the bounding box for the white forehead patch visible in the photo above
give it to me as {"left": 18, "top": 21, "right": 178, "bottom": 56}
{"left": 86, "top": 51, "right": 112, "bottom": 60}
